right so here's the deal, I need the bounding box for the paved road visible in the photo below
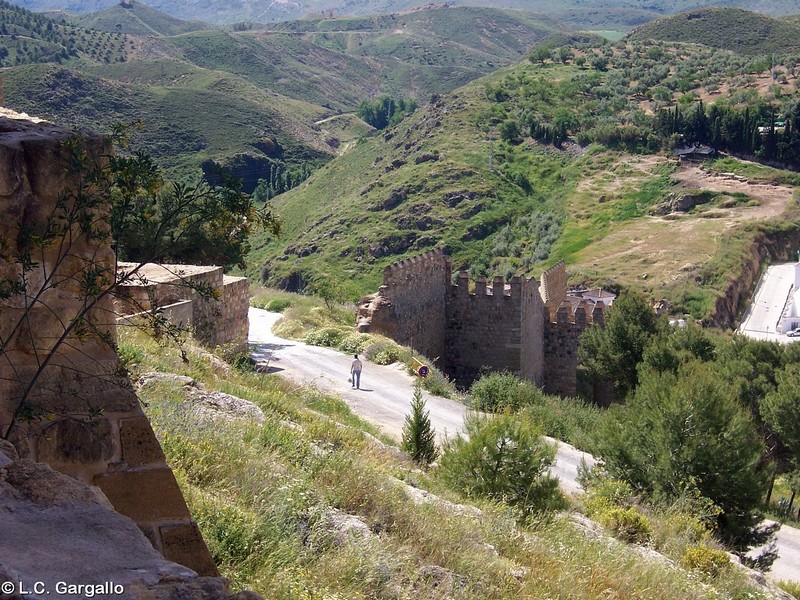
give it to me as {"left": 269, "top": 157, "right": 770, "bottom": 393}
{"left": 738, "top": 263, "right": 796, "bottom": 343}
{"left": 249, "top": 307, "right": 798, "bottom": 581}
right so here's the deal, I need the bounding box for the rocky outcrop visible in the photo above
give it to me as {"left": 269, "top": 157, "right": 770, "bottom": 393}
{"left": 137, "top": 373, "right": 266, "bottom": 423}
{"left": 0, "top": 443, "right": 257, "bottom": 600}
{"left": 355, "top": 293, "right": 398, "bottom": 337}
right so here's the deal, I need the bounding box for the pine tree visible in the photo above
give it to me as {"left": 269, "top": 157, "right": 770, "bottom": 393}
{"left": 401, "top": 383, "right": 438, "bottom": 466}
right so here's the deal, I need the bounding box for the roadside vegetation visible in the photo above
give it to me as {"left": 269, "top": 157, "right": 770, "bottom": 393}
{"left": 119, "top": 321, "right": 777, "bottom": 599}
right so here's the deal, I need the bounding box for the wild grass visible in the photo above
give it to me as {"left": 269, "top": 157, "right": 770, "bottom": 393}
{"left": 124, "top": 325, "right": 774, "bottom": 599}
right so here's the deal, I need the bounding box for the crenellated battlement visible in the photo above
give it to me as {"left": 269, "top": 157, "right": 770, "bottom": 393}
{"left": 547, "top": 300, "right": 606, "bottom": 326}
{"left": 382, "top": 247, "right": 451, "bottom": 287}
{"left": 540, "top": 261, "right": 568, "bottom": 306}
{"left": 359, "top": 248, "right": 607, "bottom": 395}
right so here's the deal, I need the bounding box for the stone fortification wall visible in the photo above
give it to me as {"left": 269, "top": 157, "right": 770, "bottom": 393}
{"left": 379, "top": 248, "right": 451, "bottom": 360}
{"left": 540, "top": 261, "right": 568, "bottom": 306}
{"left": 221, "top": 275, "right": 250, "bottom": 352}
{"left": 444, "top": 273, "right": 545, "bottom": 388}
{"left": 0, "top": 114, "right": 217, "bottom": 577}
{"left": 543, "top": 302, "right": 605, "bottom": 397}
{"left": 116, "top": 264, "right": 250, "bottom": 350}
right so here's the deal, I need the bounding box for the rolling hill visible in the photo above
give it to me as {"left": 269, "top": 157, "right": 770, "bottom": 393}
{"left": 6, "top": 0, "right": 800, "bottom": 26}
{"left": 0, "top": 1, "right": 568, "bottom": 185}
{"left": 628, "top": 7, "right": 800, "bottom": 55}
{"left": 248, "top": 36, "right": 800, "bottom": 322}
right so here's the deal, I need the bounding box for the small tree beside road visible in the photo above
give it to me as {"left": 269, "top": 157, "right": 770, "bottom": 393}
{"left": 401, "top": 383, "right": 438, "bottom": 466}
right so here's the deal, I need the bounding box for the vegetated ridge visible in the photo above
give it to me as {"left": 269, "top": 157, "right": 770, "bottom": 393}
{"left": 628, "top": 7, "right": 800, "bottom": 55}
{"left": 250, "top": 27, "right": 800, "bottom": 322}
{"left": 7, "top": 0, "right": 800, "bottom": 25}
{"left": 2, "top": 2, "right": 567, "bottom": 182}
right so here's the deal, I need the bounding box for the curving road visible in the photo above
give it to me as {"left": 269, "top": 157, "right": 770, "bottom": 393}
{"left": 248, "top": 307, "right": 798, "bottom": 581}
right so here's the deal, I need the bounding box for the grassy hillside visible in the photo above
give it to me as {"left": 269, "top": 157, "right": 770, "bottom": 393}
{"left": 628, "top": 7, "right": 800, "bottom": 55}
{"left": 249, "top": 38, "right": 800, "bottom": 320}
{"left": 71, "top": 1, "right": 208, "bottom": 35}
{"left": 119, "top": 325, "right": 775, "bottom": 599}
{"left": 3, "top": 63, "right": 334, "bottom": 176}
{"left": 0, "top": 0, "right": 128, "bottom": 65}
{"left": 8, "top": 0, "right": 800, "bottom": 25}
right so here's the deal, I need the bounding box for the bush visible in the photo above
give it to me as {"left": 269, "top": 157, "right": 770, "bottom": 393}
{"left": 599, "top": 507, "right": 653, "bottom": 545}
{"left": 337, "top": 332, "right": 373, "bottom": 354}
{"left": 364, "top": 339, "right": 405, "bottom": 365}
{"left": 266, "top": 298, "right": 292, "bottom": 312}
{"left": 470, "top": 372, "right": 544, "bottom": 412}
{"left": 438, "top": 412, "right": 564, "bottom": 517}
{"left": 583, "top": 478, "right": 635, "bottom": 517}
{"left": 305, "top": 327, "right": 346, "bottom": 348}
{"left": 681, "top": 545, "right": 731, "bottom": 577}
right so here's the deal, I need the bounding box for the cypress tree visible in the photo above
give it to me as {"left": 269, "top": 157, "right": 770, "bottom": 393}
{"left": 401, "top": 383, "right": 438, "bottom": 466}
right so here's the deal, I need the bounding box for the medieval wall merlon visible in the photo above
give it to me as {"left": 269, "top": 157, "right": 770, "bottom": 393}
{"left": 540, "top": 260, "right": 568, "bottom": 306}
{"left": 547, "top": 300, "right": 606, "bottom": 326}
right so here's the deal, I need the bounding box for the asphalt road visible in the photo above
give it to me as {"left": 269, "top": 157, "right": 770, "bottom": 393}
{"left": 249, "top": 307, "right": 798, "bottom": 581}
{"left": 738, "top": 263, "right": 796, "bottom": 343}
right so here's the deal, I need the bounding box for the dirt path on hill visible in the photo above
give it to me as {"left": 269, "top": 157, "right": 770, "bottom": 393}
{"left": 672, "top": 165, "right": 795, "bottom": 221}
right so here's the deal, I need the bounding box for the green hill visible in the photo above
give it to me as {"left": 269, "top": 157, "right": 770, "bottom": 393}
{"left": 8, "top": 0, "right": 800, "bottom": 26}
{"left": 72, "top": 1, "right": 208, "bottom": 35}
{"left": 249, "top": 38, "right": 800, "bottom": 321}
{"left": 0, "top": 0, "right": 127, "bottom": 65}
{"left": 628, "top": 7, "right": 800, "bottom": 55}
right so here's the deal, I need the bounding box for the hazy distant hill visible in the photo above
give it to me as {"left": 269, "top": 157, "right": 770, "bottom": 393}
{"left": 8, "top": 0, "right": 800, "bottom": 27}
{"left": 628, "top": 7, "right": 800, "bottom": 55}
{"left": 70, "top": 1, "right": 208, "bottom": 35}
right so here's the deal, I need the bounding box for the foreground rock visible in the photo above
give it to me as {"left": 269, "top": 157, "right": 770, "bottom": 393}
{"left": 0, "top": 442, "right": 258, "bottom": 600}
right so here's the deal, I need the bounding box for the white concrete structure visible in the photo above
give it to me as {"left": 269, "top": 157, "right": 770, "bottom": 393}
{"left": 777, "top": 263, "right": 800, "bottom": 334}
{"left": 738, "top": 263, "right": 797, "bottom": 343}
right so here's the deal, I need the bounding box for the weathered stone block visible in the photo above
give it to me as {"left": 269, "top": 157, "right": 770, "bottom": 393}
{"left": 36, "top": 418, "right": 115, "bottom": 468}
{"left": 94, "top": 468, "right": 191, "bottom": 523}
{"left": 160, "top": 522, "right": 220, "bottom": 577}
{"left": 120, "top": 416, "right": 166, "bottom": 467}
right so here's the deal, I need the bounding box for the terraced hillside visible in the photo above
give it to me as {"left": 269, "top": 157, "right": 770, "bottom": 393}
{"left": 250, "top": 35, "right": 800, "bottom": 322}
{"left": 3, "top": 2, "right": 568, "bottom": 180}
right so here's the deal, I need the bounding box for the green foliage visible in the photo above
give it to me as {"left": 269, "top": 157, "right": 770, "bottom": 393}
{"left": 762, "top": 363, "right": 800, "bottom": 463}
{"left": 778, "top": 580, "right": 800, "bottom": 599}
{"left": 579, "top": 293, "right": 664, "bottom": 398}
{"left": 337, "top": 332, "right": 373, "bottom": 355}
{"left": 680, "top": 545, "right": 731, "bottom": 578}
{"left": 438, "top": 412, "right": 564, "bottom": 517}
{"left": 401, "top": 384, "right": 438, "bottom": 466}
{"left": 304, "top": 327, "right": 347, "bottom": 348}
{"left": 266, "top": 298, "right": 292, "bottom": 312}
{"left": 356, "top": 96, "right": 417, "bottom": 130}
{"left": 599, "top": 507, "right": 653, "bottom": 544}
{"left": 596, "top": 360, "right": 769, "bottom": 548}
{"left": 470, "top": 371, "right": 544, "bottom": 412}
{"left": 364, "top": 339, "right": 405, "bottom": 365}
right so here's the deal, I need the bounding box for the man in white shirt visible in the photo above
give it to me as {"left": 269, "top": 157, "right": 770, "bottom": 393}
{"left": 351, "top": 354, "right": 363, "bottom": 389}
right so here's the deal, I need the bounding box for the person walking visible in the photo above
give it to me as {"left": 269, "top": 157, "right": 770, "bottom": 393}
{"left": 351, "top": 354, "right": 363, "bottom": 389}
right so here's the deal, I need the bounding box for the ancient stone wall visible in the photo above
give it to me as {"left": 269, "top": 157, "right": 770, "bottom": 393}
{"left": 116, "top": 264, "right": 250, "bottom": 350}
{"left": 221, "top": 276, "right": 251, "bottom": 352}
{"left": 379, "top": 248, "right": 450, "bottom": 360}
{"left": 540, "top": 261, "right": 568, "bottom": 307}
{"left": 0, "top": 114, "right": 217, "bottom": 576}
{"left": 444, "top": 273, "right": 545, "bottom": 388}
{"left": 543, "top": 302, "right": 605, "bottom": 397}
